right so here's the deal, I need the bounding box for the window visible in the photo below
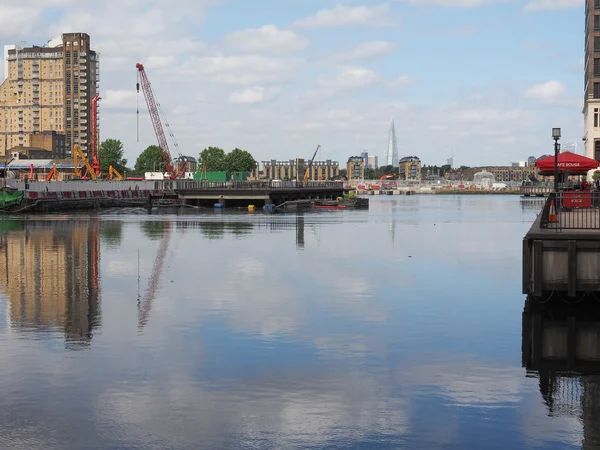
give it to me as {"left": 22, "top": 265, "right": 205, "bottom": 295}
{"left": 595, "top": 140, "right": 600, "bottom": 161}
{"left": 595, "top": 108, "right": 598, "bottom": 127}
{"left": 594, "top": 82, "right": 600, "bottom": 98}
{"left": 595, "top": 14, "right": 600, "bottom": 29}
{"left": 596, "top": 0, "right": 600, "bottom": 9}
{"left": 595, "top": 37, "right": 600, "bottom": 52}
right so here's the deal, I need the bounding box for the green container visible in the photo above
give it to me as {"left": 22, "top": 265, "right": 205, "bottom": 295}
{"left": 230, "top": 171, "right": 250, "bottom": 181}
{"left": 193, "top": 171, "right": 229, "bottom": 182}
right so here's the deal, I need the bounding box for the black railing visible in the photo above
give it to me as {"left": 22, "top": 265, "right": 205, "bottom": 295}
{"left": 540, "top": 190, "right": 600, "bottom": 230}
{"left": 160, "top": 180, "right": 344, "bottom": 191}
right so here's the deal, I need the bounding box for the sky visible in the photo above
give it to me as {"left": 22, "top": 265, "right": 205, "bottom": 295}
{"left": 0, "top": 0, "right": 585, "bottom": 167}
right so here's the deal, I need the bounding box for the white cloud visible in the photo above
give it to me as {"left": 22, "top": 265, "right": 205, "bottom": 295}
{"left": 524, "top": 80, "right": 566, "bottom": 102}
{"left": 292, "top": 4, "right": 392, "bottom": 28}
{"left": 335, "top": 41, "right": 396, "bottom": 61}
{"left": 180, "top": 55, "right": 304, "bottom": 85}
{"left": 405, "top": 0, "right": 508, "bottom": 6}
{"left": 391, "top": 75, "right": 416, "bottom": 86}
{"left": 101, "top": 90, "right": 138, "bottom": 109}
{"left": 317, "top": 68, "right": 380, "bottom": 91}
{"left": 523, "top": 0, "right": 581, "bottom": 11}
{"left": 228, "top": 86, "right": 282, "bottom": 104}
{"left": 225, "top": 25, "right": 308, "bottom": 55}
{"left": 0, "top": 7, "right": 42, "bottom": 37}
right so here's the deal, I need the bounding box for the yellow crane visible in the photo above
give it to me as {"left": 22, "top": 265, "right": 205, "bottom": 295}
{"left": 73, "top": 145, "right": 97, "bottom": 180}
{"left": 303, "top": 144, "right": 321, "bottom": 183}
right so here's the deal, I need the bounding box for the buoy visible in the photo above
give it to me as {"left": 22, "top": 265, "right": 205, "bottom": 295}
{"left": 248, "top": 204, "right": 255, "bottom": 212}
{"left": 549, "top": 199, "right": 557, "bottom": 222}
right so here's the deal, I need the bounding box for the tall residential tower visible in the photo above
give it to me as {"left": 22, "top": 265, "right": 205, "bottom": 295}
{"left": 584, "top": 3, "right": 600, "bottom": 161}
{"left": 386, "top": 118, "right": 399, "bottom": 167}
{"left": 0, "top": 33, "right": 99, "bottom": 157}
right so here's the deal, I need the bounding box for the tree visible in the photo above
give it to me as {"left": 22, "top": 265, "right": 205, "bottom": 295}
{"left": 135, "top": 145, "right": 164, "bottom": 174}
{"left": 199, "top": 147, "right": 226, "bottom": 171}
{"left": 98, "top": 139, "right": 127, "bottom": 174}
{"left": 224, "top": 148, "right": 257, "bottom": 173}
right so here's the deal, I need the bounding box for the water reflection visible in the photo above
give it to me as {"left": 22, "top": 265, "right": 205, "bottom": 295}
{"left": 0, "top": 220, "right": 101, "bottom": 348}
{"left": 522, "top": 297, "right": 600, "bottom": 449}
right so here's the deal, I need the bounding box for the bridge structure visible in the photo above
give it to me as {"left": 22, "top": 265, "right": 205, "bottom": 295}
{"left": 4, "top": 179, "right": 347, "bottom": 211}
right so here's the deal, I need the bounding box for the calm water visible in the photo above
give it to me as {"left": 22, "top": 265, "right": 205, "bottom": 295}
{"left": 0, "top": 195, "right": 588, "bottom": 449}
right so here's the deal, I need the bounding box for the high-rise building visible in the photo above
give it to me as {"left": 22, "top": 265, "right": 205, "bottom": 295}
{"left": 367, "top": 155, "right": 378, "bottom": 169}
{"left": 0, "top": 33, "right": 99, "bottom": 158}
{"left": 385, "top": 118, "right": 398, "bottom": 167}
{"left": 584, "top": 4, "right": 600, "bottom": 161}
{"left": 361, "top": 151, "right": 368, "bottom": 168}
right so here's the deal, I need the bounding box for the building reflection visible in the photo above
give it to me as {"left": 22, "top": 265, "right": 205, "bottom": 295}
{"left": 296, "top": 214, "right": 305, "bottom": 250}
{"left": 522, "top": 296, "right": 600, "bottom": 448}
{"left": 0, "top": 220, "right": 101, "bottom": 348}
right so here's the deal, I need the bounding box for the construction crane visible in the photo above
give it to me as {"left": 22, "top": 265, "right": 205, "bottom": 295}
{"left": 73, "top": 144, "right": 97, "bottom": 180}
{"left": 136, "top": 63, "right": 185, "bottom": 180}
{"left": 303, "top": 144, "right": 321, "bottom": 182}
{"left": 91, "top": 93, "right": 101, "bottom": 176}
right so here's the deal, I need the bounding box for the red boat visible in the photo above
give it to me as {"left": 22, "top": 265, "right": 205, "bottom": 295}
{"left": 311, "top": 203, "right": 346, "bottom": 210}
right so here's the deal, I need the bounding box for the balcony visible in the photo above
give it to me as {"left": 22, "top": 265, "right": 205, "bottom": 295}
{"left": 80, "top": 126, "right": 87, "bottom": 131}
{"left": 81, "top": 119, "right": 87, "bottom": 124}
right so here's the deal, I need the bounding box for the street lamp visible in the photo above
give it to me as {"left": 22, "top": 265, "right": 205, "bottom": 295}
{"left": 552, "top": 128, "right": 561, "bottom": 192}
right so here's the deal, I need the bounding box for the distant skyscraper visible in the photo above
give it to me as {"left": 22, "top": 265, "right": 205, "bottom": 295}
{"left": 361, "top": 151, "right": 369, "bottom": 168}
{"left": 386, "top": 118, "right": 399, "bottom": 167}
{"left": 367, "top": 155, "right": 378, "bottom": 169}
{"left": 447, "top": 156, "right": 454, "bottom": 169}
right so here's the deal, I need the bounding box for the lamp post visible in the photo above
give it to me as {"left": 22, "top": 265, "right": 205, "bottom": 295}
{"left": 552, "top": 128, "right": 561, "bottom": 192}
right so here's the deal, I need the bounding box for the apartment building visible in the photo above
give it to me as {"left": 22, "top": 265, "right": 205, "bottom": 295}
{"left": 398, "top": 156, "right": 421, "bottom": 180}
{"left": 0, "top": 33, "right": 99, "bottom": 157}
{"left": 260, "top": 159, "right": 340, "bottom": 180}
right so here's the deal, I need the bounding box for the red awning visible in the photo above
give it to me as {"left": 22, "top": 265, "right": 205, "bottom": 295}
{"left": 535, "top": 151, "right": 599, "bottom": 174}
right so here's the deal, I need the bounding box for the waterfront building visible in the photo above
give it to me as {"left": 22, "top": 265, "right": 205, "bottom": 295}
{"left": 385, "top": 118, "right": 399, "bottom": 167}
{"left": 347, "top": 156, "right": 365, "bottom": 181}
{"left": 445, "top": 165, "right": 541, "bottom": 183}
{"left": 584, "top": 1, "right": 600, "bottom": 160}
{"left": 398, "top": 156, "right": 421, "bottom": 180}
{"left": 0, "top": 33, "right": 99, "bottom": 157}
{"left": 260, "top": 159, "right": 339, "bottom": 180}
{"left": 175, "top": 155, "right": 197, "bottom": 173}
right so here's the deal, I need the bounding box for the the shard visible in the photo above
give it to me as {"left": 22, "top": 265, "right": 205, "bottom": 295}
{"left": 386, "top": 118, "right": 399, "bottom": 167}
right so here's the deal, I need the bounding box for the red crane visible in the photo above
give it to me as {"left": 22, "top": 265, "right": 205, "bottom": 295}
{"left": 91, "top": 93, "right": 101, "bottom": 176}
{"left": 136, "top": 63, "right": 185, "bottom": 179}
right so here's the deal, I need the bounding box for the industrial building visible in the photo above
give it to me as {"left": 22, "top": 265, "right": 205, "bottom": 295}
{"left": 398, "top": 156, "right": 421, "bottom": 180}
{"left": 0, "top": 33, "right": 99, "bottom": 158}
{"left": 257, "top": 159, "right": 339, "bottom": 180}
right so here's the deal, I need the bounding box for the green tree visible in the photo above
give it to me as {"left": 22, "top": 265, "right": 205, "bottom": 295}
{"left": 224, "top": 148, "right": 257, "bottom": 173}
{"left": 199, "top": 147, "right": 226, "bottom": 171}
{"left": 99, "top": 139, "right": 128, "bottom": 174}
{"left": 135, "top": 145, "right": 165, "bottom": 174}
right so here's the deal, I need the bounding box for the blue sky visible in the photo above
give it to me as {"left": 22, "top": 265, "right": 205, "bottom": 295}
{"left": 0, "top": 0, "right": 586, "bottom": 166}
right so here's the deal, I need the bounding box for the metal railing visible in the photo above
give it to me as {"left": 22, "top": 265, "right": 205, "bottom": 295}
{"left": 540, "top": 191, "right": 600, "bottom": 230}
{"left": 163, "top": 180, "right": 344, "bottom": 191}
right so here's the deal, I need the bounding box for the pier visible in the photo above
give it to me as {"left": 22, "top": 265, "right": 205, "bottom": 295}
{"left": 519, "top": 185, "right": 552, "bottom": 197}
{"left": 523, "top": 191, "right": 600, "bottom": 301}
{"left": 1, "top": 179, "right": 351, "bottom": 212}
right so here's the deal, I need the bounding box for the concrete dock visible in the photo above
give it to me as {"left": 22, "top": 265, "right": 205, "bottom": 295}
{"left": 523, "top": 191, "right": 600, "bottom": 301}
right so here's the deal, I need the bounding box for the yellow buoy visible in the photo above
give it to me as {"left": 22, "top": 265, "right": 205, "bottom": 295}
{"left": 248, "top": 205, "right": 255, "bottom": 212}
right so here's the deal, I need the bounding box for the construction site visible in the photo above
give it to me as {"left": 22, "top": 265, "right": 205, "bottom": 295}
{"left": 0, "top": 33, "right": 355, "bottom": 212}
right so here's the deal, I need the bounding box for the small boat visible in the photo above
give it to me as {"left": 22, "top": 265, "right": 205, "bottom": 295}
{"left": 311, "top": 203, "right": 346, "bottom": 210}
